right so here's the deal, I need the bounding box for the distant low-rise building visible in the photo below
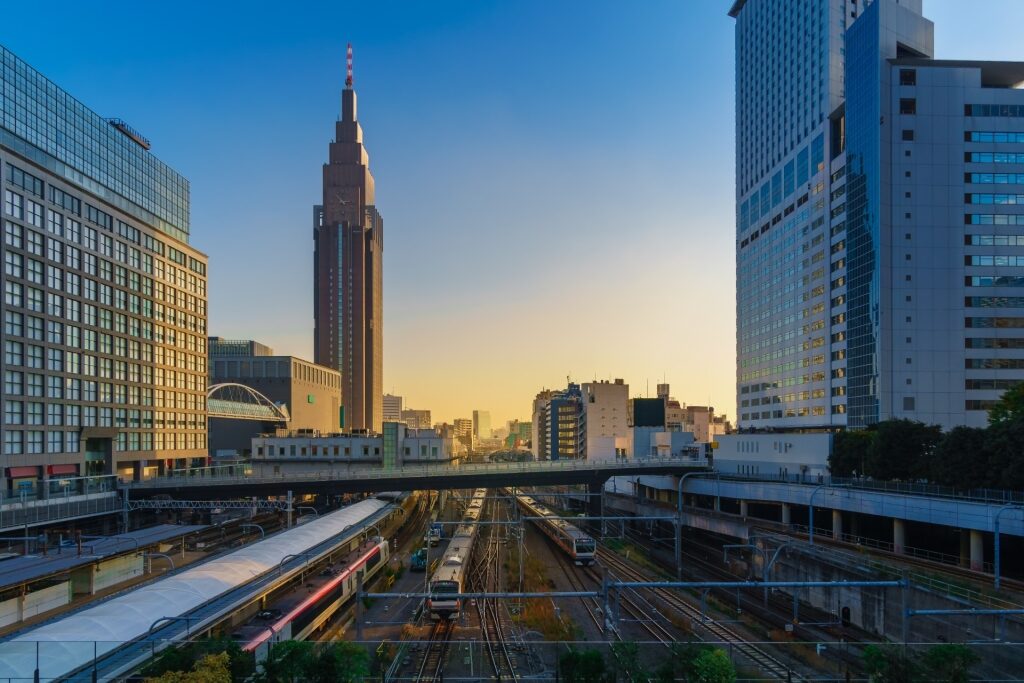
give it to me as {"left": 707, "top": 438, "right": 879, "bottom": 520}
{"left": 252, "top": 422, "right": 453, "bottom": 473}
{"left": 208, "top": 339, "right": 341, "bottom": 457}
{"left": 532, "top": 384, "right": 585, "bottom": 460}
{"left": 401, "top": 409, "right": 432, "bottom": 430}
{"left": 383, "top": 394, "right": 403, "bottom": 422}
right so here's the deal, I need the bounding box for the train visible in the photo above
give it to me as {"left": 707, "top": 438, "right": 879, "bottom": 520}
{"left": 242, "top": 537, "right": 390, "bottom": 659}
{"left": 427, "top": 488, "right": 488, "bottom": 620}
{"left": 508, "top": 489, "right": 596, "bottom": 566}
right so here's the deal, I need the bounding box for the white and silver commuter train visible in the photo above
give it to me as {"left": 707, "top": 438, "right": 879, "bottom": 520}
{"left": 0, "top": 496, "right": 398, "bottom": 682}
{"left": 242, "top": 537, "right": 390, "bottom": 660}
{"left": 427, "top": 488, "right": 488, "bottom": 620}
{"left": 508, "top": 489, "right": 596, "bottom": 565}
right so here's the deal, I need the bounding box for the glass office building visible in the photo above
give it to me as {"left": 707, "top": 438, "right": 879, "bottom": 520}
{"left": 734, "top": 0, "right": 1024, "bottom": 430}
{"left": 1, "top": 46, "right": 208, "bottom": 488}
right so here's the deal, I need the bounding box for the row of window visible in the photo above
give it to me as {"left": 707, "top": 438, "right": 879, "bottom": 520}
{"left": 967, "top": 173, "right": 1024, "bottom": 185}
{"left": 967, "top": 296, "right": 1024, "bottom": 308}
{"left": 739, "top": 405, "right": 828, "bottom": 421}
{"left": 4, "top": 162, "right": 200, "bottom": 274}
{"left": 967, "top": 214, "right": 1024, "bottom": 225}
{"left": 2, "top": 429, "right": 203, "bottom": 456}
{"left": 3, "top": 401, "right": 202, "bottom": 428}
{"left": 966, "top": 255, "right": 1024, "bottom": 267}
{"left": 967, "top": 194, "right": 1024, "bottom": 205}
{"left": 965, "top": 317, "right": 1024, "bottom": 328}
{"left": 967, "top": 131, "right": 1024, "bottom": 143}
{"left": 967, "top": 152, "right": 1024, "bottom": 164}
{"left": 3, "top": 369, "right": 205, "bottom": 406}
{"left": 4, "top": 197, "right": 205, "bottom": 296}
{"left": 967, "top": 234, "right": 1024, "bottom": 246}
{"left": 966, "top": 104, "right": 1024, "bottom": 118}
{"left": 966, "top": 358, "right": 1024, "bottom": 369}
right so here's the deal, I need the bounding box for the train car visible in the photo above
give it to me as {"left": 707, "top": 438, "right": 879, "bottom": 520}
{"left": 242, "top": 537, "right": 390, "bottom": 660}
{"left": 509, "top": 490, "right": 596, "bottom": 566}
{"left": 427, "top": 488, "right": 487, "bottom": 620}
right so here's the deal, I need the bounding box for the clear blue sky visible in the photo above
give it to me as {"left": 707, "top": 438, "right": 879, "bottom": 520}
{"left": 3, "top": 1, "right": 1023, "bottom": 425}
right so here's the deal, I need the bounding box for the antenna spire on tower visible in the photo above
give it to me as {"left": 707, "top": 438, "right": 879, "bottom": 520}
{"left": 345, "top": 43, "right": 353, "bottom": 89}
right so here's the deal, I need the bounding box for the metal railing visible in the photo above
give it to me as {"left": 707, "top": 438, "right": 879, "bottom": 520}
{"left": 0, "top": 492, "right": 120, "bottom": 533}
{"left": 128, "top": 456, "right": 708, "bottom": 488}
{"left": 713, "top": 472, "right": 1024, "bottom": 505}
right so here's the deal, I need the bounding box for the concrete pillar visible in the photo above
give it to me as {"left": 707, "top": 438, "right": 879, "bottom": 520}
{"left": 893, "top": 518, "right": 906, "bottom": 555}
{"left": 713, "top": 496, "right": 721, "bottom": 512}
{"left": 970, "top": 530, "right": 984, "bottom": 572}
{"left": 832, "top": 509, "right": 843, "bottom": 539}
{"left": 739, "top": 500, "right": 749, "bottom": 518}
{"left": 781, "top": 503, "right": 791, "bottom": 525}
{"left": 960, "top": 530, "right": 971, "bottom": 569}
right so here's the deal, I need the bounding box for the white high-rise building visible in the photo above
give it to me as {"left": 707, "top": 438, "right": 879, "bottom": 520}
{"left": 581, "top": 380, "right": 629, "bottom": 459}
{"left": 734, "top": 0, "right": 1024, "bottom": 431}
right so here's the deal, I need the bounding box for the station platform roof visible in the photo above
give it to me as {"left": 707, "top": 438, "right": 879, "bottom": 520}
{"left": 0, "top": 524, "right": 206, "bottom": 590}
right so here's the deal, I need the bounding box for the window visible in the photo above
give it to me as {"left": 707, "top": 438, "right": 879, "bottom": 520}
{"left": 899, "top": 69, "right": 916, "bottom": 86}
{"left": 900, "top": 98, "right": 916, "bottom": 115}
{"left": 3, "top": 431, "right": 22, "bottom": 455}
{"left": 902, "top": 129, "right": 914, "bottom": 141}
{"left": 903, "top": 397, "right": 915, "bottom": 411}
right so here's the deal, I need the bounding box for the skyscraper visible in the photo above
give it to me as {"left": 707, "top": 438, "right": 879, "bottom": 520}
{"left": 734, "top": 0, "right": 1024, "bottom": 431}
{"left": 0, "top": 45, "right": 208, "bottom": 486}
{"left": 314, "top": 46, "right": 383, "bottom": 433}
{"left": 472, "top": 410, "right": 491, "bottom": 441}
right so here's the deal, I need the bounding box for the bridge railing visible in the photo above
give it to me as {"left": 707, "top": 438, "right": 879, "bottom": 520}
{"left": 712, "top": 472, "right": 1024, "bottom": 506}
{"left": 128, "top": 455, "right": 708, "bottom": 488}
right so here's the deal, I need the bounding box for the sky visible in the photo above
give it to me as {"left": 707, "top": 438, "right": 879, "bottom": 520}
{"left": 3, "top": 1, "right": 1024, "bottom": 427}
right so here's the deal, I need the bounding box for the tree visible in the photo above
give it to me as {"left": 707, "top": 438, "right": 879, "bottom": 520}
{"left": 146, "top": 652, "right": 231, "bottom": 683}
{"left": 862, "top": 645, "right": 923, "bottom": 683}
{"left": 830, "top": 430, "right": 876, "bottom": 477}
{"left": 254, "top": 641, "right": 314, "bottom": 683}
{"left": 609, "top": 642, "right": 647, "bottom": 682}
{"left": 305, "top": 642, "right": 370, "bottom": 683}
{"left": 690, "top": 648, "right": 736, "bottom": 683}
{"left": 928, "top": 426, "right": 988, "bottom": 489}
{"left": 142, "top": 637, "right": 253, "bottom": 682}
{"left": 866, "top": 420, "right": 942, "bottom": 481}
{"left": 921, "top": 644, "right": 979, "bottom": 683}
{"left": 988, "top": 383, "right": 1024, "bottom": 425}
{"left": 559, "top": 647, "right": 608, "bottom": 683}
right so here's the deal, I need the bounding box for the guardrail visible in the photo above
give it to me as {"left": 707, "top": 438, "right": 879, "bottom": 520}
{"left": 0, "top": 492, "right": 121, "bottom": 533}
{"left": 127, "top": 457, "right": 708, "bottom": 488}
{"left": 713, "top": 472, "right": 1024, "bottom": 506}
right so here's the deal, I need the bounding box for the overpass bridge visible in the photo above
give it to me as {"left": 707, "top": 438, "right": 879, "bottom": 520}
{"left": 125, "top": 457, "right": 708, "bottom": 509}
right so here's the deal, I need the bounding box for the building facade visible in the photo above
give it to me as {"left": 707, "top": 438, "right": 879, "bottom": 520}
{"left": 532, "top": 383, "right": 585, "bottom": 460}
{"left": 1, "top": 46, "right": 208, "bottom": 489}
{"left": 208, "top": 339, "right": 341, "bottom": 456}
{"left": 734, "top": 0, "right": 1024, "bottom": 431}
{"left": 207, "top": 337, "right": 272, "bottom": 358}
{"left": 401, "top": 408, "right": 432, "bottom": 430}
{"left": 382, "top": 393, "right": 402, "bottom": 422}
{"left": 251, "top": 423, "right": 452, "bottom": 471}
{"left": 314, "top": 53, "right": 383, "bottom": 433}
{"left": 472, "top": 410, "right": 491, "bottom": 441}
{"left": 581, "top": 380, "right": 629, "bottom": 459}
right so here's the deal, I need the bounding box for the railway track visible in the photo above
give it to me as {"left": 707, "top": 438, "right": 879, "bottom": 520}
{"left": 472, "top": 496, "right": 518, "bottom": 680}
{"left": 597, "top": 548, "right": 808, "bottom": 682}
{"left": 414, "top": 621, "right": 453, "bottom": 683}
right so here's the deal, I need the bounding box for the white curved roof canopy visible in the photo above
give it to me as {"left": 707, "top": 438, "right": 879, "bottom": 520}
{"left": 0, "top": 498, "right": 388, "bottom": 682}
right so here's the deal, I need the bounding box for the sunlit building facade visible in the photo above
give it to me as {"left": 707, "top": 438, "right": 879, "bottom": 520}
{"left": 734, "top": 0, "right": 1024, "bottom": 431}
{"left": 1, "top": 46, "right": 208, "bottom": 487}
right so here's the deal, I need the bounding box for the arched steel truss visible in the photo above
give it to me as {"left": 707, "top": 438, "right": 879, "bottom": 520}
{"left": 207, "top": 383, "right": 290, "bottom": 422}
